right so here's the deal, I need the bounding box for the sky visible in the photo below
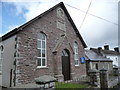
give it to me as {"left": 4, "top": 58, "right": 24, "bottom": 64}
{"left": 0, "top": 0, "right": 119, "bottom": 49}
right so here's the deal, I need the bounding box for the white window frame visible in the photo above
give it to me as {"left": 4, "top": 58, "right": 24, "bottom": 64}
{"left": 37, "top": 33, "right": 47, "bottom": 68}
{"left": 74, "top": 42, "right": 79, "bottom": 66}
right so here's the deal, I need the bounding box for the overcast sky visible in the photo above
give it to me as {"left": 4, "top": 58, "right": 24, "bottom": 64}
{"left": 1, "top": 0, "right": 119, "bottom": 49}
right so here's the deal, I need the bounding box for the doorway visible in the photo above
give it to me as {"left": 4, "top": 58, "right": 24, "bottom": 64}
{"left": 61, "top": 49, "right": 70, "bottom": 81}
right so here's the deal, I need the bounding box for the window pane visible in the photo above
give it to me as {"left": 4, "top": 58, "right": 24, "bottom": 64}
{"left": 38, "top": 34, "right": 42, "bottom": 39}
{"left": 74, "top": 54, "right": 76, "bottom": 59}
{"left": 38, "top": 33, "right": 46, "bottom": 40}
{"left": 75, "top": 48, "right": 77, "bottom": 53}
{"left": 75, "top": 60, "right": 77, "bottom": 65}
{"left": 37, "top": 58, "right": 41, "bottom": 66}
{"left": 75, "top": 60, "right": 78, "bottom": 65}
{"left": 76, "top": 54, "right": 78, "bottom": 59}
{"left": 75, "top": 54, "right": 78, "bottom": 59}
{"left": 42, "top": 59, "right": 45, "bottom": 66}
{"left": 38, "top": 49, "right": 41, "bottom": 57}
{"left": 42, "top": 50, "right": 45, "bottom": 57}
{"left": 76, "top": 60, "right": 78, "bottom": 65}
{"left": 76, "top": 48, "right": 78, "bottom": 53}
{"left": 74, "top": 42, "right": 78, "bottom": 47}
{"left": 42, "top": 34, "right": 45, "bottom": 40}
{"left": 37, "top": 40, "right": 41, "bottom": 48}
{"left": 42, "top": 41, "right": 45, "bottom": 48}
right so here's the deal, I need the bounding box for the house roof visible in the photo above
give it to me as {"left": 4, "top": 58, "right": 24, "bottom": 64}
{"left": 85, "top": 49, "right": 112, "bottom": 62}
{"left": 1, "top": 2, "right": 87, "bottom": 48}
{"left": 86, "top": 59, "right": 113, "bottom": 62}
{"left": 90, "top": 48, "right": 120, "bottom": 56}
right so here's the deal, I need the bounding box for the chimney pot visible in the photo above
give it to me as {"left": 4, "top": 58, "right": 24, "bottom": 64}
{"left": 114, "top": 47, "right": 119, "bottom": 53}
{"left": 104, "top": 45, "right": 109, "bottom": 50}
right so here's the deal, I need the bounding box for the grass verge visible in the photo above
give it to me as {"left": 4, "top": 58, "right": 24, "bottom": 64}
{"left": 55, "top": 82, "right": 87, "bottom": 88}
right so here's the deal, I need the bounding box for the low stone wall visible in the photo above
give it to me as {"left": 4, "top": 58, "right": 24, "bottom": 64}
{"left": 108, "top": 76, "right": 119, "bottom": 88}
{"left": 88, "top": 68, "right": 120, "bottom": 88}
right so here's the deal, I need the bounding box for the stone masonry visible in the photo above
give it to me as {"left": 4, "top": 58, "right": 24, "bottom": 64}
{"left": 14, "top": 5, "right": 86, "bottom": 85}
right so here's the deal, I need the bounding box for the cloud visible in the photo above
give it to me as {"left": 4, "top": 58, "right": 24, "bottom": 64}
{"left": 2, "top": 25, "right": 20, "bottom": 35}
{"left": 2, "top": 0, "right": 95, "bottom": 22}
{"left": 8, "top": 25, "right": 19, "bottom": 30}
{"left": 3, "top": 0, "right": 59, "bottom": 21}
{"left": 1, "top": 0, "right": 44, "bottom": 2}
{"left": 89, "top": 0, "right": 118, "bottom": 24}
{"left": 24, "top": 2, "right": 58, "bottom": 21}
{"left": 1, "top": 0, "right": 118, "bottom": 49}
{"left": 80, "top": 13, "right": 118, "bottom": 49}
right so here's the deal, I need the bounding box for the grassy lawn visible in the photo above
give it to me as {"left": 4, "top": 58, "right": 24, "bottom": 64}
{"left": 55, "top": 82, "right": 87, "bottom": 88}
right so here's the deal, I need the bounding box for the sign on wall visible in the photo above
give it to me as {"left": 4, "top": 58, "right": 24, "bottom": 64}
{"left": 80, "top": 57, "right": 85, "bottom": 64}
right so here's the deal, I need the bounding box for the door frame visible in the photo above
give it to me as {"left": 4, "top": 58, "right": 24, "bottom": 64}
{"left": 61, "top": 49, "right": 71, "bottom": 81}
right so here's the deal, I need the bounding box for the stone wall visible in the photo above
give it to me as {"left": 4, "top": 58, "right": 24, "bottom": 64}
{"left": 86, "top": 61, "right": 113, "bottom": 75}
{"left": 88, "top": 68, "right": 120, "bottom": 88}
{"left": 15, "top": 6, "right": 86, "bottom": 85}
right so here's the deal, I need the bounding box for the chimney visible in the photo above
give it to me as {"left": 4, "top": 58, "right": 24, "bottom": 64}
{"left": 98, "top": 47, "right": 102, "bottom": 53}
{"left": 114, "top": 47, "right": 119, "bottom": 53}
{"left": 104, "top": 45, "right": 109, "bottom": 50}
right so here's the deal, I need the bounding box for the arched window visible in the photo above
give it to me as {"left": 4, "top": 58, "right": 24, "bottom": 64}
{"left": 74, "top": 42, "right": 79, "bottom": 66}
{"left": 37, "top": 32, "right": 46, "bottom": 67}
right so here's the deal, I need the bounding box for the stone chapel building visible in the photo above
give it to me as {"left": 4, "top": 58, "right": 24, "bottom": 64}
{"left": 0, "top": 2, "right": 87, "bottom": 87}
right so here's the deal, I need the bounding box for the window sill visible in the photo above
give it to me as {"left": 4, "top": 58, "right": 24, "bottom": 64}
{"left": 37, "top": 66, "right": 48, "bottom": 69}
{"left": 75, "top": 65, "right": 80, "bottom": 67}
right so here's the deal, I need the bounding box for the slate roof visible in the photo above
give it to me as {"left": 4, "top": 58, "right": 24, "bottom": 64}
{"left": 90, "top": 48, "right": 120, "bottom": 56}
{"left": 85, "top": 49, "right": 112, "bottom": 62}
{"left": 1, "top": 2, "right": 87, "bottom": 48}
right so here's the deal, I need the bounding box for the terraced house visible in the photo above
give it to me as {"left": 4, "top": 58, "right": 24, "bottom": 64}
{"left": 0, "top": 2, "right": 87, "bottom": 87}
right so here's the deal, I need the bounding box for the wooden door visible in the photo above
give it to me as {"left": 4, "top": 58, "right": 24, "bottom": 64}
{"left": 62, "top": 56, "right": 70, "bottom": 81}
{"left": 61, "top": 49, "right": 70, "bottom": 81}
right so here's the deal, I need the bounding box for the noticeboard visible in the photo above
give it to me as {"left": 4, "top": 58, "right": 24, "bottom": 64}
{"left": 80, "top": 57, "right": 85, "bottom": 64}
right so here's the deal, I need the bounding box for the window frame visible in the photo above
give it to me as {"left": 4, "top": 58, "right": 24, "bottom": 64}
{"left": 74, "top": 41, "right": 79, "bottom": 66}
{"left": 37, "top": 32, "right": 47, "bottom": 68}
